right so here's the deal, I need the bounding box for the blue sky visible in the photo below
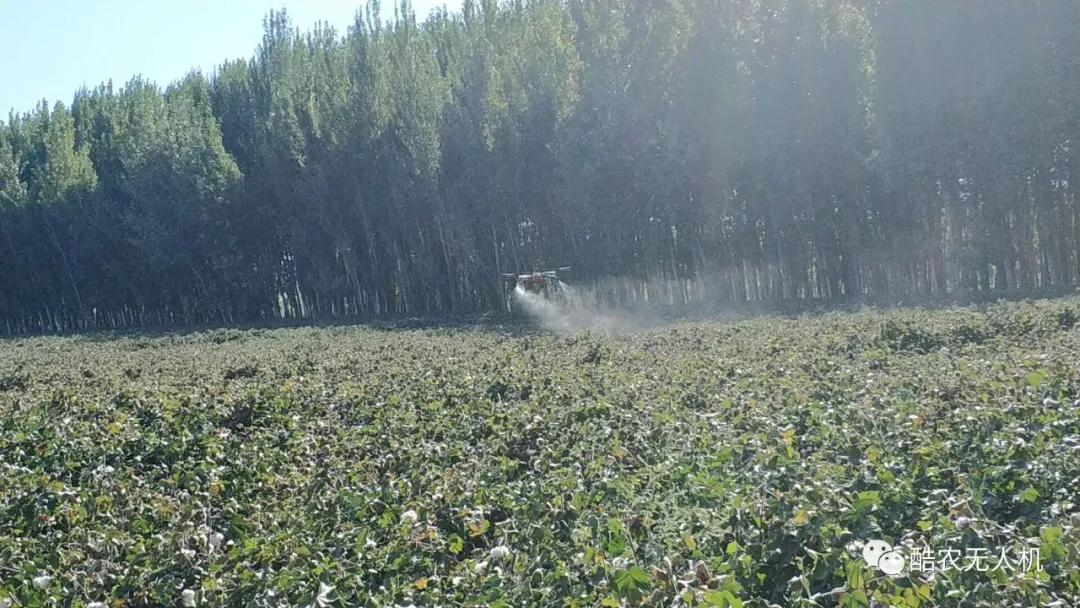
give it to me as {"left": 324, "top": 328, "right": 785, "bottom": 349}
{"left": 0, "top": 0, "right": 461, "bottom": 117}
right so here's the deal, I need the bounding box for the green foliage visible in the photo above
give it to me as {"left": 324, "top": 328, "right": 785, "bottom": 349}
{"left": 1, "top": 299, "right": 1078, "bottom": 606}
{"left": 0, "top": 134, "right": 27, "bottom": 208}
{"left": 2, "top": 1, "right": 1080, "bottom": 332}
{"left": 28, "top": 102, "right": 97, "bottom": 205}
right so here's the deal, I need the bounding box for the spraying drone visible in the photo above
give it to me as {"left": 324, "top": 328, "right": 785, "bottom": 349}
{"left": 502, "top": 266, "right": 573, "bottom": 300}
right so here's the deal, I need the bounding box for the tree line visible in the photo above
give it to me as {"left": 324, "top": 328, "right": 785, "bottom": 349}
{"left": 1, "top": 0, "right": 1078, "bottom": 333}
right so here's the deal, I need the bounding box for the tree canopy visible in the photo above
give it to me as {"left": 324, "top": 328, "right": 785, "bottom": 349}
{"left": 2, "top": 0, "right": 1079, "bottom": 333}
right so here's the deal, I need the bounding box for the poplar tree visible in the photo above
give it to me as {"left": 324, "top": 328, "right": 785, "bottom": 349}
{"left": 2, "top": 0, "right": 1079, "bottom": 332}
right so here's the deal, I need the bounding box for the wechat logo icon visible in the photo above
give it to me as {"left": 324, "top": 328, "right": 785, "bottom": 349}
{"left": 862, "top": 539, "right": 905, "bottom": 575}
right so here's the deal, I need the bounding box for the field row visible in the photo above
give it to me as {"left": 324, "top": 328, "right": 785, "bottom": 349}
{"left": 1, "top": 301, "right": 1078, "bottom": 606}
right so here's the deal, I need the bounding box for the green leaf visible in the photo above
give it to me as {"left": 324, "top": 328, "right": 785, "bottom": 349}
{"left": 1041, "top": 526, "right": 1063, "bottom": 543}
{"left": 614, "top": 566, "right": 651, "bottom": 594}
{"left": 628, "top": 565, "right": 651, "bottom": 587}
{"left": 468, "top": 519, "right": 490, "bottom": 538}
{"left": 853, "top": 491, "right": 881, "bottom": 512}
{"left": 703, "top": 590, "right": 729, "bottom": 606}
{"left": 1026, "top": 370, "right": 1047, "bottom": 388}
{"left": 607, "top": 518, "right": 624, "bottom": 535}
{"left": 841, "top": 588, "right": 870, "bottom": 608}
{"left": 683, "top": 532, "right": 697, "bottom": 550}
{"left": 703, "top": 590, "right": 742, "bottom": 607}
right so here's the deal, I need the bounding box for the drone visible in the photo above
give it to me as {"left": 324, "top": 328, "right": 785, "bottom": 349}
{"left": 502, "top": 266, "right": 573, "bottom": 299}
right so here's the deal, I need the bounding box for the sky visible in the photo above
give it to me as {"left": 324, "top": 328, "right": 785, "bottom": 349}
{"left": 0, "top": 0, "right": 461, "bottom": 117}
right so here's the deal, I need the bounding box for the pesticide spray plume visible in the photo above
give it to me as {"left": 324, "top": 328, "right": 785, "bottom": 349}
{"left": 508, "top": 270, "right": 764, "bottom": 334}
{"left": 512, "top": 279, "right": 668, "bottom": 335}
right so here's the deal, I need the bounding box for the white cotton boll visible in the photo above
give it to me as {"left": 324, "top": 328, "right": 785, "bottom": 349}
{"left": 475, "top": 560, "right": 489, "bottom": 572}
{"left": 208, "top": 531, "right": 225, "bottom": 550}
{"left": 0, "top": 598, "right": 12, "bottom": 608}
{"left": 32, "top": 575, "right": 54, "bottom": 590}
{"left": 181, "top": 589, "right": 198, "bottom": 607}
{"left": 489, "top": 545, "right": 510, "bottom": 561}
{"left": 401, "top": 509, "right": 419, "bottom": 524}
{"left": 88, "top": 603, "right": 107, "bottom": 608}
